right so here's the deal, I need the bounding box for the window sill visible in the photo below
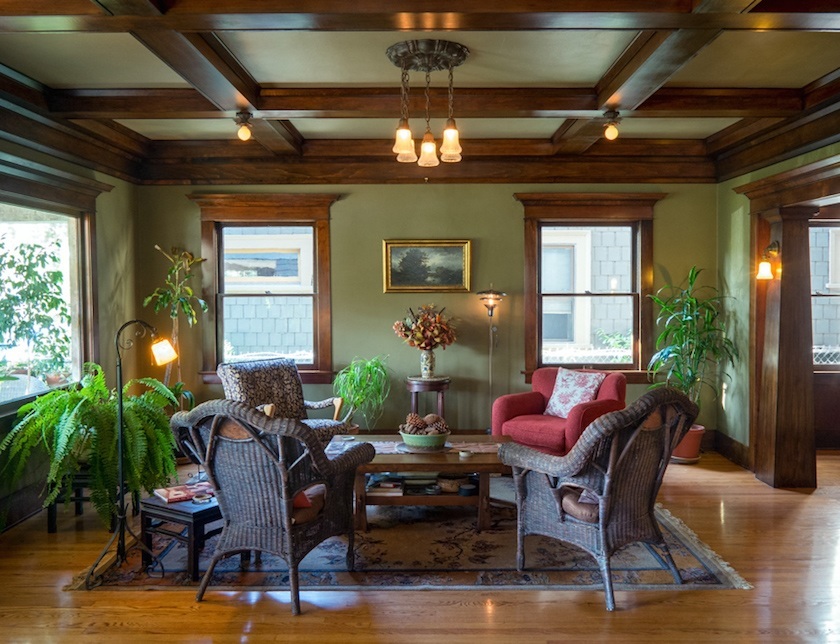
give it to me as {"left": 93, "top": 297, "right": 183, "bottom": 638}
{"left": 201, "top": 370, "right": 335, "bottom": 386}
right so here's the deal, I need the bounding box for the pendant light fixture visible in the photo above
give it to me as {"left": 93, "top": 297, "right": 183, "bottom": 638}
{"left": 235, "top": 111, "right": 253, "bottom": 141}
{"left": 386, "top": 40, "right": 469, "bottom": 167}
{"left": 603, "top": 110, "right": 621, "bottom": 141}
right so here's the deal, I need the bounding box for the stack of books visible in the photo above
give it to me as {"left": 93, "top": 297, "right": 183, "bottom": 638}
{"left": 366, "top": 474, "right": 404, "bottom": 496}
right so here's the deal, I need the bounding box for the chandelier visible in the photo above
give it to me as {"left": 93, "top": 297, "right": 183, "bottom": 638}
{"left": 386, "top": 40, "right": 469, "bottom": 166}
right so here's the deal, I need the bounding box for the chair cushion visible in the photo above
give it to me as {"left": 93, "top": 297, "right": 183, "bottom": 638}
{"left": 544, "top": 368, "right": 607, "bottom": 418}
{"left": 291, "top": 483, "right": 326, "bottom": 524}
{"left": 501, "top": 414, "right": 569, "bottom": 455}
{"left": 559, "top": 486, "right": 600, "bottom": 523}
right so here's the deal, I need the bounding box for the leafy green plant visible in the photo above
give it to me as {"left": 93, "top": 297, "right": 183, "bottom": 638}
{"left": 0, "top": 363, "right": 178, "bottom": 526}
{"left": 143, "top": 245, "right": 207, "bottom": 386}
{"left": 648, "top": 266, "right": 739, "bottom": 405}
{"left": 333, "top": 356, "right": 391, "bottom": 430}
{"left": 0, "top": 236, "right": 71, "bottom": 388}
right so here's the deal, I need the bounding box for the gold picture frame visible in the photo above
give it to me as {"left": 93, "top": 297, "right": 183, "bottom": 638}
{"left": 383, "top": 239, "right": 471, "bottom": 293}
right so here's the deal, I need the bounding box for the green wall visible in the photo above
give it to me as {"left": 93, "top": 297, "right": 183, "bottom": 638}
{"left": 134, "top": 182, "right": 719, "bottom": 431}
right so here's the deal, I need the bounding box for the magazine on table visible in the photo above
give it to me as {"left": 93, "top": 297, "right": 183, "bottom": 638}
{"left": 153, "top": 480, "right": 215, "bottom": 503}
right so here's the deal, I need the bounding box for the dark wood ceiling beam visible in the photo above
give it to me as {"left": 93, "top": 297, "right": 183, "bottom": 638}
{"left": 716, "top": 105, "right": 840, "bottom": 180}
{"left": 137, "top": 155, "right": 716, "bottom": 185}
{"left": 2, "top": 10, "right": 840, "bottom": 32}
{"left": 550, "top": 119, "right": 604, "bottom": 154}
{"left": 92, "top": 0, "right": 165, "bottom": 16}
{"left": 704, "top": 117, "right": 786, "bottom": 155}
{"left": 44, "top": 86, "right": 805, "bottom": 119}
{"left": 249, "top": 119, "right": 304, "bottom": 155}
{"left": 68, "top": 118, "right": 151, "bottom": 157}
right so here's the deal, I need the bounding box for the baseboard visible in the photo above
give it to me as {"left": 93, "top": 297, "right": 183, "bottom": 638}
{"left": 711, "top": 430, "right": 751, "bottom": 470}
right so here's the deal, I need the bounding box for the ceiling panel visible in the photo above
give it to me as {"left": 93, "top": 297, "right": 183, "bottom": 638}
{"left": 668, "top": 31, "right": 840, "bottom": 88}
{"left": 219, "top": 31, "right": 638, "bottom": 87}
{"left": 0, "top": 33, "right": 191, "bottom": 89}
{"left": 114, "top": 119, "right": 236, "bottom": 140}
{"left": 294, "top": 117, "right": 565, "bottom": 140}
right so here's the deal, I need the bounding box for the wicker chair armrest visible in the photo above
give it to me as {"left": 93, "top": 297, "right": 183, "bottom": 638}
{"left": 326, "top": 441, "right": 376, "bottom": 474}
{"left": 498, "top": 442, "right": 587, "bottom": 478}
{"left": 305, "top": 397, "right": 340, "bottom": 410}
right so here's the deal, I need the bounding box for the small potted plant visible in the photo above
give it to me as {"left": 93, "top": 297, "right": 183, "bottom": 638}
{"left": 0, "top": 362, "right": 178, "bottom": 526}
{"left": 648, "top": 266, "right": 739, "bottom": 462}
{"left": 333, "top": 355, "right": 391, "bottom": 430}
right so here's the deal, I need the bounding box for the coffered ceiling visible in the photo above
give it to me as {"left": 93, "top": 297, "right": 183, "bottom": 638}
{"left": 1, "top": 1, "right": 839, "bottom": 185}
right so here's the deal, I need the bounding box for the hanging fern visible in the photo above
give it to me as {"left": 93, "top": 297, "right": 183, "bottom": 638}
{"left": 0, "top": 362, "right": 178, "bottom": 526}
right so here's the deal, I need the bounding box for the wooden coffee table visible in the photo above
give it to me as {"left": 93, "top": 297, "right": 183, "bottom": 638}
{"left": 328, "top": 433, "right": 510, "bottom": 532}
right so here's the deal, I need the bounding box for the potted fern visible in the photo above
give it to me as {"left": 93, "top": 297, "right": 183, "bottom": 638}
{"left": 0, "top": 362, "right": 178, "bottom": 526}
{"left": 333, "top": 356, "right": 391, "bottom": 430}
{"left": 648, "top": 266, "right": 739, "bottom": 462}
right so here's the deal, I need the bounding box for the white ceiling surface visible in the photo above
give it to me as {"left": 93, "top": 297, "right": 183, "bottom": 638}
{"left": 669, "top": 31, "right": 840, "bottom": 88}
{"left": 0, "top": 33, "right": 190, "bottom": 88}
{"left": 218, "top": 31, "right": 638, "bottom": 87}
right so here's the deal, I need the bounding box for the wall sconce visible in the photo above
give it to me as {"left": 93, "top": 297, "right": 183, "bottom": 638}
{"left": 756, "top": 240, "right": 781, "bottom": 280}
{"left": 603, "top": 110, "right": 621, "bottom": 141}
{"left": 477, "top": 287, "right": 506, "bottom": 317}
{"left": 235, "top": 111, "right": 253, "bottom": 141}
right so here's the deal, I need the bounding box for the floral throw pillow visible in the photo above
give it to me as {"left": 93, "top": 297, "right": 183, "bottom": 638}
{"left": 544, "top": 368, "right": 607, "bottom": 418}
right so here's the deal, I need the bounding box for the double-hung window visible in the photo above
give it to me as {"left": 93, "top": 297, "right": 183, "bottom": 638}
{"left": 517, "top": 193, "right": 662, "bottom": 379}
{"left": 193, "top": 194, "right": 340, "bottom": 384}
{"left": 810, "top": 223, "right": 840, "bottom": 368}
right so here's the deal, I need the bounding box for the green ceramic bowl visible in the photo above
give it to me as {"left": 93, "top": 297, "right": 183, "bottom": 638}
{"left": 399, "top": 430, "right": 450, "bottom": 449}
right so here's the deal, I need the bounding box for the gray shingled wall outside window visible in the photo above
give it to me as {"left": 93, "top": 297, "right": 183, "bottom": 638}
{"left": 811, "top": 227, "right": 840, "bottom": 365}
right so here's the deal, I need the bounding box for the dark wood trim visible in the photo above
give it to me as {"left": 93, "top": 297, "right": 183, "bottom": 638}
{"left": 515, "top": 192, "right": 665, "bottom": 380}
{"left": 192, "top": 192, "right": 342, "bottom": 384}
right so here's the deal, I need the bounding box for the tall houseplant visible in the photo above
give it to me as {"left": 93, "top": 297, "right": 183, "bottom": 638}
{"left": 648, "top": 266, "right": 738, "bottom": 460}
{"left": 143, "top": 245, "right": 207, "bottom": 388}
{"left": 333, "top": 355, "right": 391, "bottom": 430}
{"left": 0, "top": 362, "right": 178, "bottom": 526}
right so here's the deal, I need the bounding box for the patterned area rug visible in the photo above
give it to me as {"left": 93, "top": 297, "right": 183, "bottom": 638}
{"left": 67, "top": 484, "right": 750, "bottom": 593}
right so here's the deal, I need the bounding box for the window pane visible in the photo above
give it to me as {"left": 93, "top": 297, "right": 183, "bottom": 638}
{"left": 221, "top": 226, "right": 313, "bottom": 294}
{"left": 542, "top": 225, "right": 633, "bottom": 294}
{"left": 221, "top": 295, "right": 313, "bottom": 364}
{"left": 811, "top": 227, "right": 840, "bottom": 366}
{"left": 0, "top": 204, "right": 81, "bottom": 404}
{"left": 542, "top": 295, "right": 634, "bottom": 365}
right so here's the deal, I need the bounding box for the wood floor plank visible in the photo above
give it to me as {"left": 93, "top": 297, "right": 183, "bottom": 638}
{"left": 0, "top": 451, "right": 838, "bottom": 642}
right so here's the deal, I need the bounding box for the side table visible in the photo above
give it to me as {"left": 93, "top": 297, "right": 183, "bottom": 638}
{"left": 405, "top": 376, "right": 450, "bottom": 419}
{"left": 140, "top": 495, "right": 223, "bottom": 581}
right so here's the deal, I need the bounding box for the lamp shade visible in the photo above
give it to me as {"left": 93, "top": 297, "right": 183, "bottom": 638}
{"left": 477, "top": 288, "right": 506, "bottom": 317}
{"left": 393, "top": 118, "right": 417, "bottom": 162}
{"left": 440, "top": 117, "right": 462, "bottom": 163}
{"left": 756, "top": 260, "right": 774, "bottom": 280}
{"left": 151, "top": 338, "right": 178, "bottom": 366}
{"left": 418, "top": 131, "right": 440, "bottom": 167}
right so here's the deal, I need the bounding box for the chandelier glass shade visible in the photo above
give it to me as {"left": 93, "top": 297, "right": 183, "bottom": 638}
{"left": 386, "top": 40, "right": 469, "bottom": 166}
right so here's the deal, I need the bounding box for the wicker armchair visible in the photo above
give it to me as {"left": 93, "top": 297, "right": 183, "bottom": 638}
{"left": 498, "top": 387, "right": 699, "bottom": 611}
{"left": 173, "top": 399, "right": 375, "bottom": 615}
{"left": 219, "top": 358, "right": 351, "bottom": 442}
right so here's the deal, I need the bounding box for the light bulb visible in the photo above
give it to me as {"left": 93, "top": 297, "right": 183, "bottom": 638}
{"left": 440, "top": 118, "right": 462, "bottom": 163}
{"left": 603, "top": 122, "right": 619, "bottom": 141}
{"left": 237, "top": 124, "right": 252, "bottom": 141}
{"left": 393, "top": 119, "right": 417, "bottom": 161}
{"left": 418, "top": 131, "right": 439, "bottom": 167}
{"left": 756, "top": 260, "right": 774, "bottom": 280}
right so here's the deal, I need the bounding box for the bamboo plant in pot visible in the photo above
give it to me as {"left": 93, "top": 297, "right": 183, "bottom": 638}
{"left": 333, "top": 355, "right": 391, "bottom": 431}
{"left": 648, "top": 266, "right": 739, "bottom": 462}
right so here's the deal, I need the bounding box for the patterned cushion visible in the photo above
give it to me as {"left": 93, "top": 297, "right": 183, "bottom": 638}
{"left": 218, "top": 358, "right": 306, "bottom": 419}
{"left": 544, "top": 368, "right": 606, "bottom": 418}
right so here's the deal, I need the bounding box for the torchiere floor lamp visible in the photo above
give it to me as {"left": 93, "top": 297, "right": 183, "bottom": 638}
{"left": 85, "top": 319, "right": 177, "bottom": 589}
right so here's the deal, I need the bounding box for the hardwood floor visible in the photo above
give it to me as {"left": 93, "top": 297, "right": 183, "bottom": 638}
{"left": 1, "top": 451, "right": 838, "bottom": 643}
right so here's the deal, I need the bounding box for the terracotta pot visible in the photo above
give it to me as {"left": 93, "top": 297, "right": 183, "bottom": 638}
{"left": 671, "top": 423, "right": 705, "bottom": 464}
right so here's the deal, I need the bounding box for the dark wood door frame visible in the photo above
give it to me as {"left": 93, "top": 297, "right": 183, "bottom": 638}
{"left": 735, "top": 155, "right": 840, "bottom": 488}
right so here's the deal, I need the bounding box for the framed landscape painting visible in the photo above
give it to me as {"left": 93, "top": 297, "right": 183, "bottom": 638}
{"left": 383, "top": 239, "right": 471, "bottom": 293}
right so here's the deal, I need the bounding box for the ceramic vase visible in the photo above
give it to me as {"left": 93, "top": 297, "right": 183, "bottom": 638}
{"left": 420, "top": 349, "right": 435, "bottom": 379}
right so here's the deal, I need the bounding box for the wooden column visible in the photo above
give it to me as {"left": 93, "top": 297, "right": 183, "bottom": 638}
{"left": 755, "top": 207, "right": 817, "bottom": 488}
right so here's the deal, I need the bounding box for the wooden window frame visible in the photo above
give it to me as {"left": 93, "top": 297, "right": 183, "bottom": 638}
{"left": 515, "top": 193, "right": 665, "bottom": 384}
{"left": 190, "top": 193, "right": 342, "bottom": 385}
{"left": 0, "top": 152, "right": 108, "bottom": 414}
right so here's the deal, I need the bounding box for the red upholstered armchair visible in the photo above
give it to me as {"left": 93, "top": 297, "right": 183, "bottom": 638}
{"left": 491, "top": 367, "right": 627, "bottom": 456}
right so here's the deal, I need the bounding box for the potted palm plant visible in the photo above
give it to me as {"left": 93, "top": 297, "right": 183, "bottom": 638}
{"left": 0, "top": 362, "right": 178, "bottom": 526}
{"left": 648, "top": 266, "right": 739, "bottom": 462}
{"left": 333, "top": 355, "right": 391, "bottom": 430}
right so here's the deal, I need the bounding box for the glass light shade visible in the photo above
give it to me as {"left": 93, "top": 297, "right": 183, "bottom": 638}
{"left": 393, "top": 119, "right": 414, "bottom": 153}
{"left": 418, "top": 131, "right": 440, "bottom": 167}
{"left": 396, "top": 147, "right": 418, "bottom": 163}
{"left": 603, "top": 123, "right": 619, "bottom": 141}
{"left": 151, "top": 338, "right": 178, "bottom": 366}
{"left": 440, "top": 118, "right": 462, "bottom": 163}
{"left": 237, "top": 124, "right": 252, "bottom": 141}
{"left": 756, "top": 260, "right": 774, "bottom": 280}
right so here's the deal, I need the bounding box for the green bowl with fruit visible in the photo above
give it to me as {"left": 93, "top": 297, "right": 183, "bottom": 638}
{"left": 399, "top": 430, "right": 451, "bottom": 450}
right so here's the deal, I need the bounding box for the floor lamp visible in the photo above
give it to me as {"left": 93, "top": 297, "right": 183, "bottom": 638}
{"left": 477, "top": 287, "right": 506, "bottom": 414}
{"left": 85, "top": 319, "right": 177, "bottom": 589}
